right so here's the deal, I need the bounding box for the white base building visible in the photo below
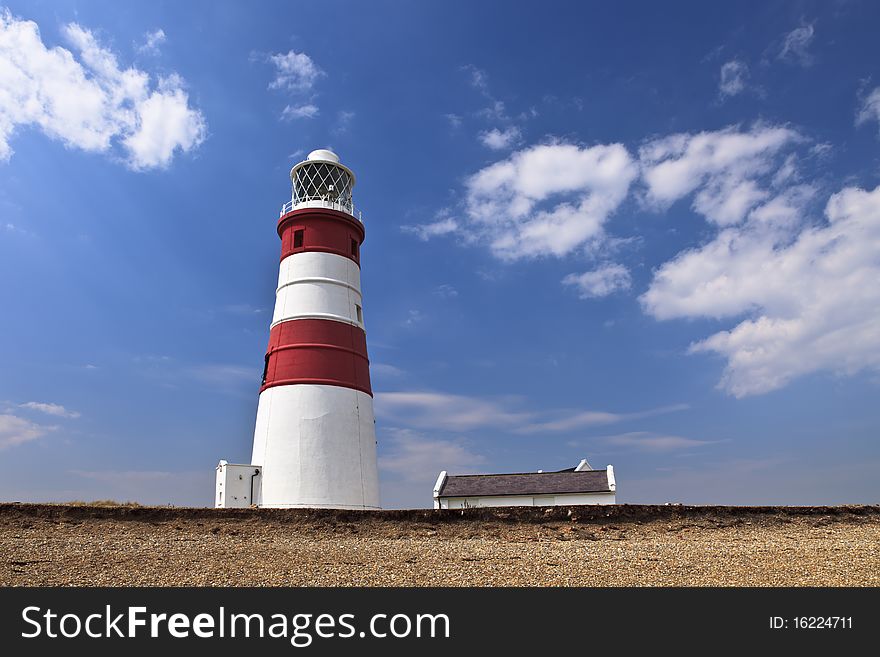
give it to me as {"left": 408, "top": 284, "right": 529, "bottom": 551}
{"left": 215, "top": 461, "right": 262, "bottom": 509}
{"left": 433, "top": 459, "right": 616, "bottom": 509}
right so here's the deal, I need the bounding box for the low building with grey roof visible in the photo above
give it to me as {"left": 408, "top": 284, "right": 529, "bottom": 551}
{"left": 433, "top": 459, "right": 616, "bottom": 509}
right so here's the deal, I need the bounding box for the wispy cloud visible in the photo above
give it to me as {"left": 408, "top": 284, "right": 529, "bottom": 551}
{"left": 378, "top": 427, "right": 489, "bottom": 508}
{"left": 563, "top": 263, "right": 631, "bottom": 299}
{"left": 856, "top": 86, "right": 880, "bottom": 137}
{"left": 402, "top": 310, "right": 424, "bottom": 328}
{"left": 375, "top": 391, "right": 688, "bottom": 434}
{"left": 479, "top": 126, "right": 521, "bottom": 150}
{"left": 379, "top": 428, "right": 487, "bottom": 482}
{"left": 332, "top": 110, "right": 355, "bottom": 135}
{"left": 433, "top": 284, "right": 458, "bottom": 299}
{"left": 19, "top": 402, "right": 80, "bottom": 419}
{"left": 136, "top": 28, "right": 166, "bottom": 56}
{"left": 371, "top": 362, "right": 405, "bottom": 378}
{"left": 375, "top": 392, "right": 531, "bottom": 432}
{"left": 266, "top": 48, "right": 324, "bottom": 121}
{"left": 281, "top": 103, "right": 319, "bottom": 120}
{"left": 718, "top": 60, "right": 748, "bottom": 98}
{"left": 268, "top": 50, "right": 323, "bottom": 92}
{"left": 778, "top": 23, "right": 815, "bottom": 66}
{"left": 444, "top": 113, "right": 462, "bottom": 129}
{"left": 462, "top": 64, "right": 491, "bottom": 96}
{"left": 515, "top": 403, "right": 690, "bottom": 435}
{"left": 0, "top": 413, "right": 56, "bottom": 450}
{"left": 601, "top": 431, "right": 718, "bottom": 452}
{"left": 401, "top": 217, "right": 458, "bottom": 241}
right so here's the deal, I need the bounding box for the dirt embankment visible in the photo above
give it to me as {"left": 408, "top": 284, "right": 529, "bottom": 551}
{"left": 2, "top": 503, "right": 878, "bottom": 586}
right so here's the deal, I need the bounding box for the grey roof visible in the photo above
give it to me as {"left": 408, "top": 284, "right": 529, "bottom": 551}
{"left": 437, "top": 468, "right": 611, "bottom": 498}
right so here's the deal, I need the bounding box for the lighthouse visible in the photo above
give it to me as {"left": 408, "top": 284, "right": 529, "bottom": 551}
{"left": 216, "top": 149, "right": 380, "bottom": 510}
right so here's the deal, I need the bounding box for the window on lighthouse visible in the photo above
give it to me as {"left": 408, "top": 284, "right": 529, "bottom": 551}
{"left": 293, "top": 229, "right": 304, "bottom": 249}
{"left": 261, "top": 353, "right": 270, "bottom": 384}
{"left": 350, "top": 238, "right": 358, "bottom": 259}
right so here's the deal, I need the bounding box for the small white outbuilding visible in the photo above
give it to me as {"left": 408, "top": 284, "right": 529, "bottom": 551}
{"left": 433, "top": 459, "right": 616, "bottom": 509}
{"left": 215, "top": 461, "right": 262, "bottom": 508}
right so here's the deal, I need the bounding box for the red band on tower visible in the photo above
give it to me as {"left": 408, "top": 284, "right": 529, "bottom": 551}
{"left": 261, "top": 318, "right": 372, "bottom": 396}
{"left": 278, "top": 208, "right": 365, "bottom": 264}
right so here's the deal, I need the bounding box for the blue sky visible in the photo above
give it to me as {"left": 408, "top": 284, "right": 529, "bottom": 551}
{"left": 1, "top": 0, "right": 879, "bottom": 507}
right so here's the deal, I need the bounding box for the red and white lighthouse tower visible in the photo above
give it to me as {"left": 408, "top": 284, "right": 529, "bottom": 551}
{"left": 219, "top": 149, "right": 380, "bottom": 509}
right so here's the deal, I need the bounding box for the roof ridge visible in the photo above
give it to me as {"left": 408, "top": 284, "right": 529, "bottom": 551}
{"left": 447, "top": 469, "right": 605, "bottom": 478}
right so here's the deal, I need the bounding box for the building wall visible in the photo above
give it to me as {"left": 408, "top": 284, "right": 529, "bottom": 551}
{"left": 251, "top": 384, "right": 380, "bottom": 509}
{"left": 272, "top": 251, "right": 364, "bottom": 329}
{"left": 215, "top": 463, "right": 261, "bottom": 508}
{"left": 437, "top": 492, "right": 616, "bottom": 509}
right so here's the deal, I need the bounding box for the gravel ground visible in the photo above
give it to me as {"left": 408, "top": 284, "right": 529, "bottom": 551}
{"left": 1, "top": 504, "right": 878, "bottom": 586}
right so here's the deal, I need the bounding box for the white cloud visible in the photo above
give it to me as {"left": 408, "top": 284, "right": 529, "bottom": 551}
{"left": 137, "top": 29, "right": 166, "bottom": 56}
{"left": 444, "top": 113, "right": 462, "bottom": 129}
{"left": 379, "top": 428, "right": 486, "bottom": 482}
{"left": 375, "top": 391, "right": 688, "bottom": 434}
{"left": 0, "top": 11, "right": 206, "bottom": 168}
{"left": 479, "top": 126, "right": 521, "bottom": 150}
{"left": 0, "top": 413, "right": 55, "bottom": 449}
{"left": 477, "top": 99, "right": 508, "bottom": 121}
{"left": 402, "top": 309, "right": 424, "bottom": 327}
{"left": 517, "top": 410, "right": 621, "bottom": 433}
{"left": 371, "top": 362, "right": 405, "bottom": 378}
{"left": 563, "top": 263, "right": 631, "bottom": 299}
{"left": 604, "top": 431, "right": 716, "bottom": 452}
{"left": 463, "top": 64, "right": 490, "bottom": 94}
{"left": 19, "top": 401, "right": 80, "bottom": 418}
{"left": 461, "top": 65, "right": 520, "bottom": 123}
{"left": 401, "top": 217, "right": 459, "bottom": 241}
{"left": 332, "top": 110, "right": 355, "bottom": 135}
{"left": 3, "top": 221, "right": 33, "bottom": 237}
{"left": 718, "top": 60, "right": 748, "bottom": 98}
{"left": 121, "top": 77, "right": 208, "bottom": 170}
{"left": 515, "top": 403, "right": 689, "bottom": 435}
{"left": 643, "top": 183, "right": 880, "bottom": 397}
{"left": 462, "top": 141, "right": 637, "bottom": 260}
{"left": 779, "top": 24, "right": 815, "bottom": 66}
{"left": 433, "top": 284, "right": 458, "bottom": 299}
{"left": 374, "top": 392, "right": 533, "bottom": 432}
{"left": 268, "top": 50, "right": 323, "bottom": 92}
{"left": 378, "top": 427, "right": 488, "bottom": 508}
{"left": 639, "top": 124, "right": 801, "bottom": 225}
{"left": 281, "top": 103, "right": 319, "bottom": 120}
{"left": 856, "top": 86, "right": 880, "bottom": 136}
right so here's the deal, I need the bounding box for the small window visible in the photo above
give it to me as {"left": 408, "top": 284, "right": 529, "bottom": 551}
{"left": 293, "top": 229, "right": 304, "bottom": 249}
{"left": 356, "top": 305, "right": 362, "bottom": 323}
{"left": 261, "top": 353, "right": 270, "bottom": 384}
{"left": 351, "top": 238, "right": 358, "bottom": 258}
